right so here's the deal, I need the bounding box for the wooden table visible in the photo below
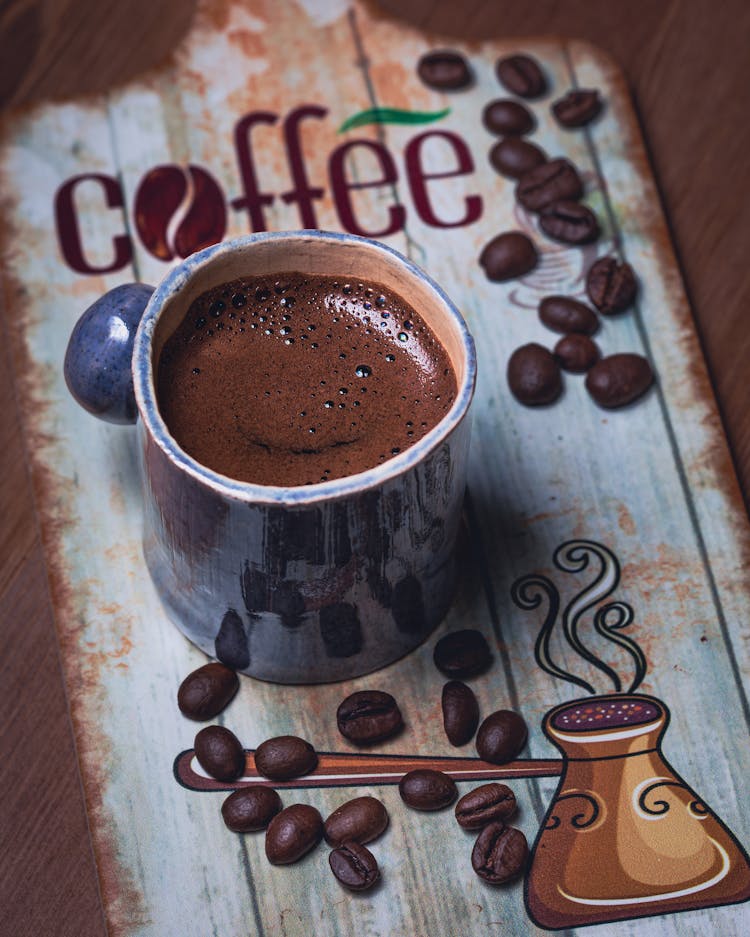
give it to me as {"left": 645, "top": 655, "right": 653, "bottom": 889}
{"left": 1, "top": 2, "right": 748, "bottom": 934}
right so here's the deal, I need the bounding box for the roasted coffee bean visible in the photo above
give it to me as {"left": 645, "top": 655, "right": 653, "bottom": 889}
{"left": 134, "top": 164, "right": 227, "bottom": 261}
{"left": 540, "top": 200, "right": 600, "bottom": 244}
{"left": 507, "top": 343, "right": 563, "bottom": 406}
{"left": 265, "top": 803, "right": 323, "bottom": 864}
{"left": 329, "top": 841, "right": 380, "bottom": 891}
{"left": 194, "top": 725, "right": 245, "bottom": 781}
{"left": 254, "top": 735, "right": 318, "bottom": 780}
{"left": 399, "top": 769, "right": 458, "bottom": 811}
{"left": 324, "top": 796, "right": 389, "bottom": 847}
{"left": 455, "top": 783, "right": 517, "bottom": 830}
{"left": 442, "top": 680, "right": 480, "bottom": 746}
{"left": 177, "top": 662, "right": 239, "bottom": 720}
{"left": 417, "top": 50, "right": 472, "bottom": 90}
{"left": 471, "top": 822, "right": 529, "bottom": 884}
{"left": 516, "top": 158, "right": 583, "bottom": 213}
{"left": 539, "top": 295, "right": 599, "bottom": 335}
{"left": 586, "top": 256, "right": 638, "bottom": 314}
{"left": 553, "top": 334, "right": 600, "bottom": 373}
{"left": 585, "top": 353, "right": 654, "bottom": 408}
{"left": 479, "top": 232, "right": 537, "bottom": 282}
{"left": 433, "top": 629, "right": 492, "bottom": 678}
{"left": 476, "top": 710, "right": 528, "bottom": 764}
{"left": 489, "top": 138, "right": 547, "bottom": 179}
{"left": 337, "top": 690, "right": 403, "bottom": 745}
{"left": 495, "top": 53, "right": 547, "bottom": 98}
{"left": 552, "top": 88, "right": 602, "bottom": 127}
{"left": 482, "top": 99, "right": 535, "bottom": 136}
{"left": 221, "top": 785, "right": 282, "bottom": 832}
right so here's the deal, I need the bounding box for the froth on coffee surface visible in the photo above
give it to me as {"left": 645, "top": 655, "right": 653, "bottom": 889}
{"left": 551, "top": 699, "right": 661, "bottom": 731}
{"left": 157, "top": 273, "right": 457, "bottom": 486}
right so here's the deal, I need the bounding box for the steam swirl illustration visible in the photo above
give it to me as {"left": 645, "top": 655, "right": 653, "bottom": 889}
{"left": 511, "top": 540, "right": 646, "bottom": 695}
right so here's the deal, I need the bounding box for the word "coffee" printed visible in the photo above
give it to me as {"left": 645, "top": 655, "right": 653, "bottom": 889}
{"left": 54, "top": 105, "right": 484, "bottom": 275}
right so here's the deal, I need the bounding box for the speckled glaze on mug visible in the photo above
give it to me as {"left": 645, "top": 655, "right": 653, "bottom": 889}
{"left": 133, "top": 231, "right": 476, "bottom": 683}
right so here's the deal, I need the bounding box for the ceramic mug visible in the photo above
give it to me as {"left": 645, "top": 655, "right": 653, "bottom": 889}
{"left": 65, "top": 231, "right": 476, "bottom": 683}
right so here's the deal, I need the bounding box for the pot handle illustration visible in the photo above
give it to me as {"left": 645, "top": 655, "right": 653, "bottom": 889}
{"left": 64, "top": 283, "right": 155, "bottom": 424}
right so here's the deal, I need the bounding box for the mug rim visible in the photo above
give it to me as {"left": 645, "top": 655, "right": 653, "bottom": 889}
{"left": 132, "top": 230, "right": 476, "bottom": 506}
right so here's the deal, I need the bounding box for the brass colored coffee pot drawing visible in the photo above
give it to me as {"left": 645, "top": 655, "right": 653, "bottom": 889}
{"left": 525, "top": 693, "right": 750, "bottom": 928}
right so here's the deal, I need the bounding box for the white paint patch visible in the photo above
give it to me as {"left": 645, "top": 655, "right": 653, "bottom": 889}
{"left": 293, "top": 0, "right": 351, "bottom": 27}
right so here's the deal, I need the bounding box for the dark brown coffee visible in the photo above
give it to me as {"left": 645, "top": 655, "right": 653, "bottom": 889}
{"left": 157, "top": 273, "right": 457, "bottom": 486}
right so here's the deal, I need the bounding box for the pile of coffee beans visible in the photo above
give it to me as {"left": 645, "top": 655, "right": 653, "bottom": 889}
{"left": 414, "top": 44, "right": 654, "bottom": 410}
{"left": 177, "top": 621, "right": 530, "bottom": 892}
{"left": 506, "top": 257, "right": 653, "bottom": 407}
{"left": 479, "top": 54, "right": 605, "bottom": 281}
{"left": 454, "top": 47, "right": 653, "bottom": 409}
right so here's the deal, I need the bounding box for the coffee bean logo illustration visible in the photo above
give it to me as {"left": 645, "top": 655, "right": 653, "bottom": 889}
{"left": 134, "top": 164, "right": 227, "bottom": 261}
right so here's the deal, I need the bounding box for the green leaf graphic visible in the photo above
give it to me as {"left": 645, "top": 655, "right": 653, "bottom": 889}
{"left": 338, "top": 107, "right": 450, "bottom": 133}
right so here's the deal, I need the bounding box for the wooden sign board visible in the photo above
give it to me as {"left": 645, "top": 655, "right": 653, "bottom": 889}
{"left": 2, "top": 1, "right": 749, "bottom": 934}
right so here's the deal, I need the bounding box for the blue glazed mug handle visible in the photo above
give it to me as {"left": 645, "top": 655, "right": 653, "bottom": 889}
{"left": 64, "top": 283, "right": 155, "bottom": 424}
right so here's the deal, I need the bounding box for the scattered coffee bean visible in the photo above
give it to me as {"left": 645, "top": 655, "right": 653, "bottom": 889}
{"left": 516, "top": 158, "right": 583, "bottom": 213}
{"left": 329, "top": 840, "right": 380, "bottom": 891}
{"left": 337, "top": 690, "right": 403, "bottom": 745}
{"left": 540, "top": 200, "right": 600, "bottom": 244}
{"left": 455, "top": 783, "right": 517, "bottom": 830}
{"left": 417, "top": 50, "right": 472, "bottom": 90}
{"left": 324, "top": 796, "right": 389, "bottom": 847}
{"left": 507, "top": 343, "right": 563, "bottom": 406}
{"left": 539, "top": 295, "right": 599, "bottom": 335}
{"left": 433, "top": 629, "right": 492, "bottom": 678}
{"left": 553, "top": 334, "right": 600, "bottom": 373}
{"left": 194, "top": 725, "right": 245, "bottom": 781}
{"left": 479, "top": 232, "right": 538, "bottom": 282}
{"left": 471, "top": 822, "right": 529, "bottom": 884}
{"left": 265, "top": 803, "right": 323, "bottom": 864}
{"left": 482, "top": 99, "right": 535, "bottom": 136}
{"left": 177, "top": 662, "right": 239, "bottom": 720}
{"left": 442, "top": 680, "right": 480, "bottom": 746}
{"left": 489, "top": 138, "right": 547, "bottom": 179}
{"left": 585, "top": 353, "right": 654, "bottom": 408}
{"left": 476, "top": 710, "right": 528, "bottom": 764}
{"left": 552, "top": 88, "right": 602, "bottom": 127}
{"left": 495, "top": 53, "right": 547, "bottom": 98}
{"left": 254, "top": 735, "right": 318, "bottom": 781}
{"left": 399, "top": 769, "right": 458, "bottom": 811}
{"left": 221, "top": 785, "right": 282, "bottom": 832}
{"left": 586, "top": 256, "right": 638, "bottom": 314}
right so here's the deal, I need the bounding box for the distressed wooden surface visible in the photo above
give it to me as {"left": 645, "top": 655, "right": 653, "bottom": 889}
{"left": 0, "top": 1, "right": 747, "bottom": 934}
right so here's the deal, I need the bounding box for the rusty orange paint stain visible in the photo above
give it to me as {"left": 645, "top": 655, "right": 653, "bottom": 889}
{"left": 108, "top": 482, "right": 126, "bottom": 516}
{"left": 228, "top": 28, "right": 266, "bottom": 59}
{"left": 0, "top": 203, "right": 147, "bottom": 932}
{"left": 617, "top": 503, "right": 636, "bottom": 536}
